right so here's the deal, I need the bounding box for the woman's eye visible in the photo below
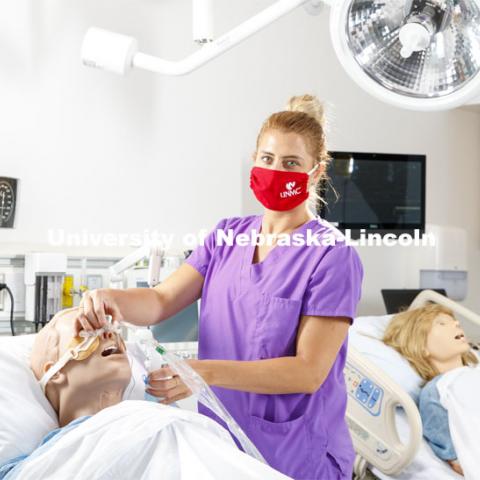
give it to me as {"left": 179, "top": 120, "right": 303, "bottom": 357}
{"left": 260, "top": 156, "right": 272, "bottom": 163}
{"left": 285, "top": 161, "right": 299, "bottom": 168}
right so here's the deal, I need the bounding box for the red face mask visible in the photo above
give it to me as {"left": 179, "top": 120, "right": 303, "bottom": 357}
{"left": 249, "top": 165, "right": 319, "bottom": 211}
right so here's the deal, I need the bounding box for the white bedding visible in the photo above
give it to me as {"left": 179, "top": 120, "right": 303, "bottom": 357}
{"left": 371, "top": 409, "right": 461, "bottom": 480}
{"left": 5, "top": 400, "right": 289, "bottom": 479}
{"left": 437, "top": 366, "right": 480, "bottom": 480}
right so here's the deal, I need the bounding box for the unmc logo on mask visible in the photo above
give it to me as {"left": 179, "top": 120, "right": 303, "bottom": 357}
{"left": 280, "top": 181, "right": 302, "bottom": 198}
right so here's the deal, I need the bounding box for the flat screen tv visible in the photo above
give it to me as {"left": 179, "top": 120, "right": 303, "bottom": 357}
{"left": 318, "top": 151, "right": 426, "bottom": 238}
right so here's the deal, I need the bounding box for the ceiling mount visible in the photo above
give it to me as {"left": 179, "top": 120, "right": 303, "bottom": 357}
{"left": 82, "top": 0, "right": 480, "bottom": 111}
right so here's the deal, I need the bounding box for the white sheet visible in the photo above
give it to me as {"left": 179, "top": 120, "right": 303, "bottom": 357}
{"left": 371, "top": 409, "right": 461, "bottom": 480}
{"left": 437, "top": 366, "right": 480, "bottom": 480}
{"left": 7, "top": 400, "right": 289, "bottom": 480}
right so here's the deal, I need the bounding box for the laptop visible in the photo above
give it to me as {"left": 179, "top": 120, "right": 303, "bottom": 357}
{"left": 381, "top": 289, "right": 447, "bottom": 314}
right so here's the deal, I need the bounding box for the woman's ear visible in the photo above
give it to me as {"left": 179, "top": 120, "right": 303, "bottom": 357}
{"left": 251, "top": 151, "right": 257, "bottom": 164}
{"left": 309, "top": 163, "right": 324, "bottom": 186}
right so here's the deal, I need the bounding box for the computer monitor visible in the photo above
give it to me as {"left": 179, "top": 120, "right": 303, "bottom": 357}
{"left": 318, "top": 151, "right": 426, "bottom": 239}
{"left": 381, "top": 288, "right": 447, "bottom": 314}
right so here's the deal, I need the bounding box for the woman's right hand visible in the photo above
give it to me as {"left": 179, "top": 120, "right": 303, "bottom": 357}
{"left": 74, "top": 289, "right": 123, "bottom": 335}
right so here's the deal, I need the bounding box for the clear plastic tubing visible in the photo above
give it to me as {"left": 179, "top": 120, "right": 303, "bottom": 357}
{"left": 137, "top": 330, "right": 266, "bottom": 464}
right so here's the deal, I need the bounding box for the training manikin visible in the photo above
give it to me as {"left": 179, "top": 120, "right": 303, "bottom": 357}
{"left": 1, "top": 309, "right": 293, "bottom": 480}
{"left": 30, "top": 308, "right": 131, "bottom": 427}
{"left": 383, "top": 304, "right": 479, "bottom": 479}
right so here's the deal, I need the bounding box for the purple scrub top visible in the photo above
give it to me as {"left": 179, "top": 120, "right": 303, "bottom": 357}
{"left": 185, "top": 214, "right": 363, "bottom": 479}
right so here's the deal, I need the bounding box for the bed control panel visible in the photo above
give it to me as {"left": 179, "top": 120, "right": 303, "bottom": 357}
{"left": 345, "top": 363, "right": 384, "bottom": 416}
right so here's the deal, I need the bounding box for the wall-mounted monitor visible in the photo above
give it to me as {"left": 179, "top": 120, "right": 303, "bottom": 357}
{"left": 318, "top": 152, "right": 426, "bottom": 238}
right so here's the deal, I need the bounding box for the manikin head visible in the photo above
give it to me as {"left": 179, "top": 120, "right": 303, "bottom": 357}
{"left": 30, "top": 308, "right": 131, "bottom": 426}
{"left": 383, "top": 303, "right": 478, "bottom": 382}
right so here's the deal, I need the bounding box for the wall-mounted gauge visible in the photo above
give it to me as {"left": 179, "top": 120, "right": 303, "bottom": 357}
{"left": 0, "top": 177, "right": 18, "bottom": 228}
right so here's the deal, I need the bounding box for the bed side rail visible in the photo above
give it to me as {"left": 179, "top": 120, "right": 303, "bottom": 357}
{"left": 409, "top": 289, "right": 480, "bottom": 328}
{"left": 344, "top": 347, "right": 422, "bottom": 477}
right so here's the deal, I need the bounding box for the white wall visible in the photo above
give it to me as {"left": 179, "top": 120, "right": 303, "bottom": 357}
{"left": 1, "top": 0, "right": 479, "bottom": 315}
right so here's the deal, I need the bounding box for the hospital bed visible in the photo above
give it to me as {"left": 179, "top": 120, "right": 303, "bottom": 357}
{"left": 0, "top": 334, "right": 287, "bottom": 479}
{"left": 1, "top": 289, "right": 478, "bottom": 479}
{"left": 346, "top": 289, "right": 480, "bottom": 480}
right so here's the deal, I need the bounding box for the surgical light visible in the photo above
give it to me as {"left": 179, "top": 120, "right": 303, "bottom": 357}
{"left": 81, "top": 0, "right": 480, "bottom": 111}
{"left": 330, "top": 0, "right": 480, "bottom": 111}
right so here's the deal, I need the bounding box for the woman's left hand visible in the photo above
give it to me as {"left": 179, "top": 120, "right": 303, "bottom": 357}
{"left": 146, "top": 363, "right": 194, "bottom": 405}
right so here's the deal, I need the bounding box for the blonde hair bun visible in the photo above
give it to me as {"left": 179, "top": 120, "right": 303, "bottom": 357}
{"left": 285, "top": 94, "right": 326, "bottom": 130}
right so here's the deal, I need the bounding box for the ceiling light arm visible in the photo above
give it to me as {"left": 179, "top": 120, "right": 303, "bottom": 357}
{"left": 135, "top": 0, "right": 311, "bottom": 75}
{"left": 82, "top": 0, "right": 330, "bottom": 76}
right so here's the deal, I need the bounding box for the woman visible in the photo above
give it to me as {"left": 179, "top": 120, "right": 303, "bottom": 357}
{"left": 76, "top": 94, "right": 364, "bottom": 479}
{"left": 383, "top": 304, "right": 478, "bottom": 477}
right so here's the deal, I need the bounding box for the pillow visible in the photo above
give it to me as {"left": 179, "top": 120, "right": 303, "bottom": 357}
{"left": 0, "top": 334, "right": 147, "bottom": 464}
{"left": 352, "top": 314, "right": 395, "bottom": 339}
{"left": 350, "top": 315, "right": 424, "bottom": 402}
{"left": 0, "top": 334, "right": 58, "bottom": 464}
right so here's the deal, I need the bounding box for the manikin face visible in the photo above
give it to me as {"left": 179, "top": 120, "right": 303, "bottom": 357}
{"left": 254, "top": 130, "right": 319, "bottom": 175}
{"left": 43, "top": 313, "right": 131, "bottom": 397}
{"left": 425, "top": 313, "right": 470, "bottom": 363}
